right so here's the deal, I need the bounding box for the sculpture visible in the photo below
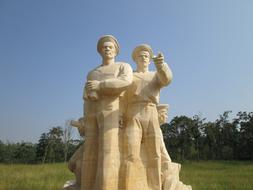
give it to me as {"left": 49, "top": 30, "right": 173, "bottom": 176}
{"left": 63, "top": 36, "right": 192, "bottom": 190}
{"left": 123, "top": 44, "right": 172, "bottom": 190}
{"left": 82, "top": 35, "right": 133, "bottom": 190}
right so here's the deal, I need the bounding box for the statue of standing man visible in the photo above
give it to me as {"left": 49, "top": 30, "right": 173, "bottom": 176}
{"left": 63, "top": 36, "right": 192, "bottom": 190}
{"left": 124, "top": 44, "right": 173, "bottom": 190}
{"left": 82, "top": 35, "right": 133, "bottom": 190}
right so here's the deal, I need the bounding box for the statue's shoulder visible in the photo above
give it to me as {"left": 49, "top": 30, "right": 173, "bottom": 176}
{"left": 116, "top": 61, "right": 131, "bottom": 66}
{"left": 149, "top": 71, "right": 156, "bottom": 75}
{"left": 116, "top": 62, "right": 132, "bottom": 70}
{"left": 87, "top": 65, "right": 101, "bottom": 80}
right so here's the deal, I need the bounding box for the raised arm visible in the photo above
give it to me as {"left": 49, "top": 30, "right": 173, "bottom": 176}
{"left": 154, "top": 53, "right": 173, "bottom": 87}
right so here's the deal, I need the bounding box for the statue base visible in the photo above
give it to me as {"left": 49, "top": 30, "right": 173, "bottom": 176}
{"left": 62, "top": 180, "right": 80, "bottom": 190}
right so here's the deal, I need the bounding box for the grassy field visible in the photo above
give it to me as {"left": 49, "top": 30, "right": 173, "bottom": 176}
{"left": 0, "top": 161, "right": 252, "bottom": 190}
{"left": 180, "top": 161, "right": 253, "bottom": 190}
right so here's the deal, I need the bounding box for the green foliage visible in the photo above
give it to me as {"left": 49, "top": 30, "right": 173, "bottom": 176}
{"left": 0, "top": 141, "right": 16, "bottom": 163}
{"left": 0, "top": 111, "right": 253, "bottom": 163}
{"left": 35, "top": 126, "right": 81, "bottom": 163}
{"left": 235, "top": 112, "right": 253, "bottom": 159}
{"left": 0, "top": 125, "right": 82, "bottom": 164}
{"left": 162, "top": 111, "right": 253, "bottom": 161}
{"left": 13, "top": 142, "right": 36, "bottom": 163}
{"left": 36, "top": 133, "right": 49, "bottom": 162}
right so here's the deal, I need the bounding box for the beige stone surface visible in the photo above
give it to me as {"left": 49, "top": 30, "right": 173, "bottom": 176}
{"left": 123, "top": 44, "right": 172, "bottom": 190}
{"left": 82, "top": 35, "right": 133, "bottom": 190}
{"left": 63, "top": 37, "right": 192, "bottom": 190}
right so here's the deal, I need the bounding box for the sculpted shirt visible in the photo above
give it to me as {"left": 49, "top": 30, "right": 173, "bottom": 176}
{"left": 84, "top": 62, "right": 133, "bottom": 115}
{"left": 86, "top": 62, "right": 132, "bottom": 97}
{"left": 127, "top": 63, "right": 172, "bottom": 105}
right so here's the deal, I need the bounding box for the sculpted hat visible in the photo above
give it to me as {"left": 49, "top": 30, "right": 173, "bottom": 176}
{"left": 97, "top": 35, "right": 120, "bottom": 56}
{"left": 157, "top": 104, "right": 169, "bottom": 113}
{"left": 132, "top": 44, "right": 153, "bottom": 62}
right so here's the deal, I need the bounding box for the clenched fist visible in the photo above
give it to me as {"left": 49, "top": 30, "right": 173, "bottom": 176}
{"left": 153, "top": 53, "right": 164, "bottom": 69}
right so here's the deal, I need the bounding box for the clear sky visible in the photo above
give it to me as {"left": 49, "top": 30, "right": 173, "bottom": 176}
{"left": 1, "top": 0, "right": 253, "bottom": 142}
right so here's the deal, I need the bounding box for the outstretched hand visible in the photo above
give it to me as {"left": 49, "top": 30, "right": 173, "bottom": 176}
{"left": 153, "top": 53, "right": 164, "bottom": 69}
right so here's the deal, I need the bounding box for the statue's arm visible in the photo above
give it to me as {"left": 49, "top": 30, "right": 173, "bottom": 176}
{"left": 156, "top": 63, "right": 173, "bottom": 87}
{"left": 153, "top": 54, "right": 173, "bottom": 87}
{"left": 99, "top": 63, "right": 133, "bottom": 94}
{"left": 70, "top": 117, "right": 85, "bottom": 136}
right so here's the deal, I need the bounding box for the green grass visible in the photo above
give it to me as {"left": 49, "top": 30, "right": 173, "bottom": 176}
{"left": 0, "top": 163, "right": 73, "bottom": 190}
{"left": 180, "top": 161, "right": 253, "bottom": 190}
{"left": 0, "top": 161, "right": 253, "bottom": 190}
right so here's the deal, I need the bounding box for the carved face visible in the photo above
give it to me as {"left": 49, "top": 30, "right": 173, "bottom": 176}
{"left": 158, "top": 111, "right": 168, "bottom": 125}
{"left": 100, "top": 41, "right": 116, "bottom": 59}
{"left": 135, "top": 51, "right": 151, "bottom": 69}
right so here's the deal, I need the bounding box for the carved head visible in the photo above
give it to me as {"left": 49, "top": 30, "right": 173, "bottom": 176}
{"left": 157, "top": 104, "right": 169, "bottom": 125}
{"left": 132, "top": 44, "right": 153, "bottom": 69}
{"left": 97, "top": 35, "right": 120, "bottom": 59}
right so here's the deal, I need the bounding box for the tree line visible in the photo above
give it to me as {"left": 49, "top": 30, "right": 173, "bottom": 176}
{"left": 0, "top": 111, "right": 252, "bottom": 164}
{"left": 0, "top": 123, "right": 82, "bottom": 164}
{"left": 162, "top": 111, "right": 253, "bottom": 161}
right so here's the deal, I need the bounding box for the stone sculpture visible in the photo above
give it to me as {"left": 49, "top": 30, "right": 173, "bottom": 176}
{"left": 63, "top": 36, "right": 192, "bottom": 190}
{"left": 123, "top": 44, "right": 173, "bottom": 190}
{"left": 82, "top": 35, "right": 133, "bottom": 190}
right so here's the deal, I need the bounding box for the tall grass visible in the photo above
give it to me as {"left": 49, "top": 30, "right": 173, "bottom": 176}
{"left": 0, "top": 161, "right": 252, "bottom": 190}
{"left": 180, "top": 161, "right": 253, "bottom": 190}
{"left": 0, "top": 163, "right": 73, "bottom": 190}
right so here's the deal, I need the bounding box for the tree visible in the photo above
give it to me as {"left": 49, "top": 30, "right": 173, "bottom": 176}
{"left": 191, "top": 115, "right": 205, "bottom": 161}
{"left": 14, "top": 142, "right": 36, "bottom": 163}
{"left": 0, "top": 140, "right": 5, "bottom": 162}
{"left": 36, "top": 126, "right": 65, "bottom": 163}
{"left": 235, "top": 112, "right": 253, "bottom": 159}
{"left": 36, "top": 132, "right": 49, "bottom": 163}
{"left": 63, "top": 120, "right": 74, "bottom": 162}
{"left": 216, "top": 111, "right": 239, "bottom": 160}
{"left": 46, "top": 126, "right": 64, "bottom": 162}
{"left": 163, "top": 116, "right": 195, "bottom": 161}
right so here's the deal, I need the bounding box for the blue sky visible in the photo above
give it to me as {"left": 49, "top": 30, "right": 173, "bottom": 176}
{"left": 0, "top": 0, "right": 253, "bottom": 142}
